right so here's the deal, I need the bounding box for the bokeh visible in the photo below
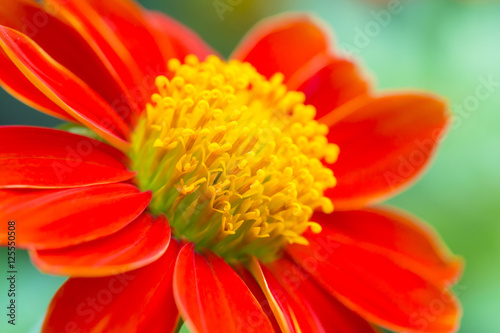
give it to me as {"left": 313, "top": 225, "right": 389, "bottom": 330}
{"left": 1, "top": 0, "right": 499, "bottom": 332}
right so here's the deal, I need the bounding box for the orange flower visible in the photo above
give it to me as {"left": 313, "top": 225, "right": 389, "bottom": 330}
{"left": 0, "top": 1, "right": 462, "bottom": 332}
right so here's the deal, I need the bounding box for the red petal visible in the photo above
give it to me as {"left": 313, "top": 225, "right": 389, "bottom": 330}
{"left": 232, "top": 14, "right": 331, "bottom": 81}
{"left": 269, "top": 257, "right": 377, "bottom": 333}
{"left": 235, "top": 265, "right": 283, "bottom": 332}
{"left": 286, "top": 216, "right": 462, "bottom": 333}
{"left": 322, "top": 93, "right": 450, "bottom": 210}
{"left": 0, "top": 184, "right": 151, "bottom": 249}
{"left": 312, "top": 208, "right": 463, "bottom": 285}
{"left": 0, "top": 26, "right": 131, "bottom": 150}
{"left": 287, "top": 53, "right": 370, "bottom": 118}
{"left": 0, "top": 0, "right": 137, "bottom": 124}
{"left": 146, "top": 11, "right": 218, "bottom": 62}
{"left": 247, "top": 258, "right": 298, "bottom": 333}
{"left": 46, "top": 0, "right": 168, "bottom": 112}
{"left": 42, "top": 239, "right": 180, "bottom": 333}
{"left": 0, "top": 126, "right": 135, "bottom": 188}
{"left": 31, "top": 213, "right": 170, "bottom": 277}
{"left": 173, "top": 243, "right": 274, "bottom": 333}
{"left": 0, "top": 47, "right": 75, "bottom": 122}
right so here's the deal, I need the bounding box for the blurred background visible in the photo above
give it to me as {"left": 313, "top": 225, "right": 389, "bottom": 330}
{"left": 1, "top": 0, "right": 499, "bottom": 332}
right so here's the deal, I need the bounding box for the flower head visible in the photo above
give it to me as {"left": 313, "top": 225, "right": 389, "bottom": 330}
{"left": 0, "top": 1, "right": 462, "bottom": 332}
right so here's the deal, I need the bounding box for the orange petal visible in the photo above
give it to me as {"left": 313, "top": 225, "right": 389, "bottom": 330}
{"left": 31, "top": 213, "right": 170, "bottom": 277}
{"left": 234, "top": 265, "right": 283, "bottom": 332}
{"left": 322, "top": 93, "right": 450, "bottom": 210}
{"left": 232, "top": 13, "right": 331, "bottom": 81}
{"left": 0, "top": 0, "right": 138, "bottom": 124}
{"left": 146, "top": 10, "right": 218, "bottom": 62}
{"left": 268, "top": 257, "right": 378, "bottom": 333}
{"left": 0, "top": 26, "right": 131, "bottom": 151}
{"left": 247, "top": 258, "right": 298, "bottom": 333}
{"left": 287, "top": 53, "right": 370, "bottom": 118}
{"left": 286, "top": 213, "right": 462, "bottom": 333}
{"left": 173, "top": 243, "right": 274, "bottom": 333}
{"left": 311, "top": 208, "right": 463, "bottom": 285}
{"left": 0, "top": 184, "right": 151, "bottom": 249}
{"left": 0, "top": 126, "right": 135, "bottom": 188}
{"left": 0, "top": 47, "right": 75, "bottom": 122}
{"left": 46, "top": 0, "right": 169, "bottom": 112}
{"left": 42, "top": 239, "right": 180, "bottom": 333}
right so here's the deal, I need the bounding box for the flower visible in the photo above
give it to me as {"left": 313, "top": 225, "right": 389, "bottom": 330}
{"left": 0, "top": 0, "right": 462, "bottom": 332}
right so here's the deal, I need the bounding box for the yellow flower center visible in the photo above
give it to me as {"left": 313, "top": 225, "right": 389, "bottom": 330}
{"left": 129, "top": 55, "right": 338, "bottom": 262}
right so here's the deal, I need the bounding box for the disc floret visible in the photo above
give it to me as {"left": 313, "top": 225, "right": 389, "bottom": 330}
{"left": 130, "top": 55, "right": 338, "bottom": 262}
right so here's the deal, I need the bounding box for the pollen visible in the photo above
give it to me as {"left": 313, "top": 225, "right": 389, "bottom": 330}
{"left": 129, "top": 55, "right": 339, "bottom": 262}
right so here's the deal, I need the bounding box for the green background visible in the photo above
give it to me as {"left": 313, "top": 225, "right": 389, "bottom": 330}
{"left": 1, "top": 0, "right": 499, "bottom": 332}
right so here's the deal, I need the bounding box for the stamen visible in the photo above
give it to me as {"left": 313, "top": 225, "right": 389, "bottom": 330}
{"left": 129, "top": 55, "right": 339, "bottom": 262}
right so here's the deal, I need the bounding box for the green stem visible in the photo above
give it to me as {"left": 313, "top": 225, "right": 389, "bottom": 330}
{"left": 174, "top": 318, "right": 185, "bottom": 333}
